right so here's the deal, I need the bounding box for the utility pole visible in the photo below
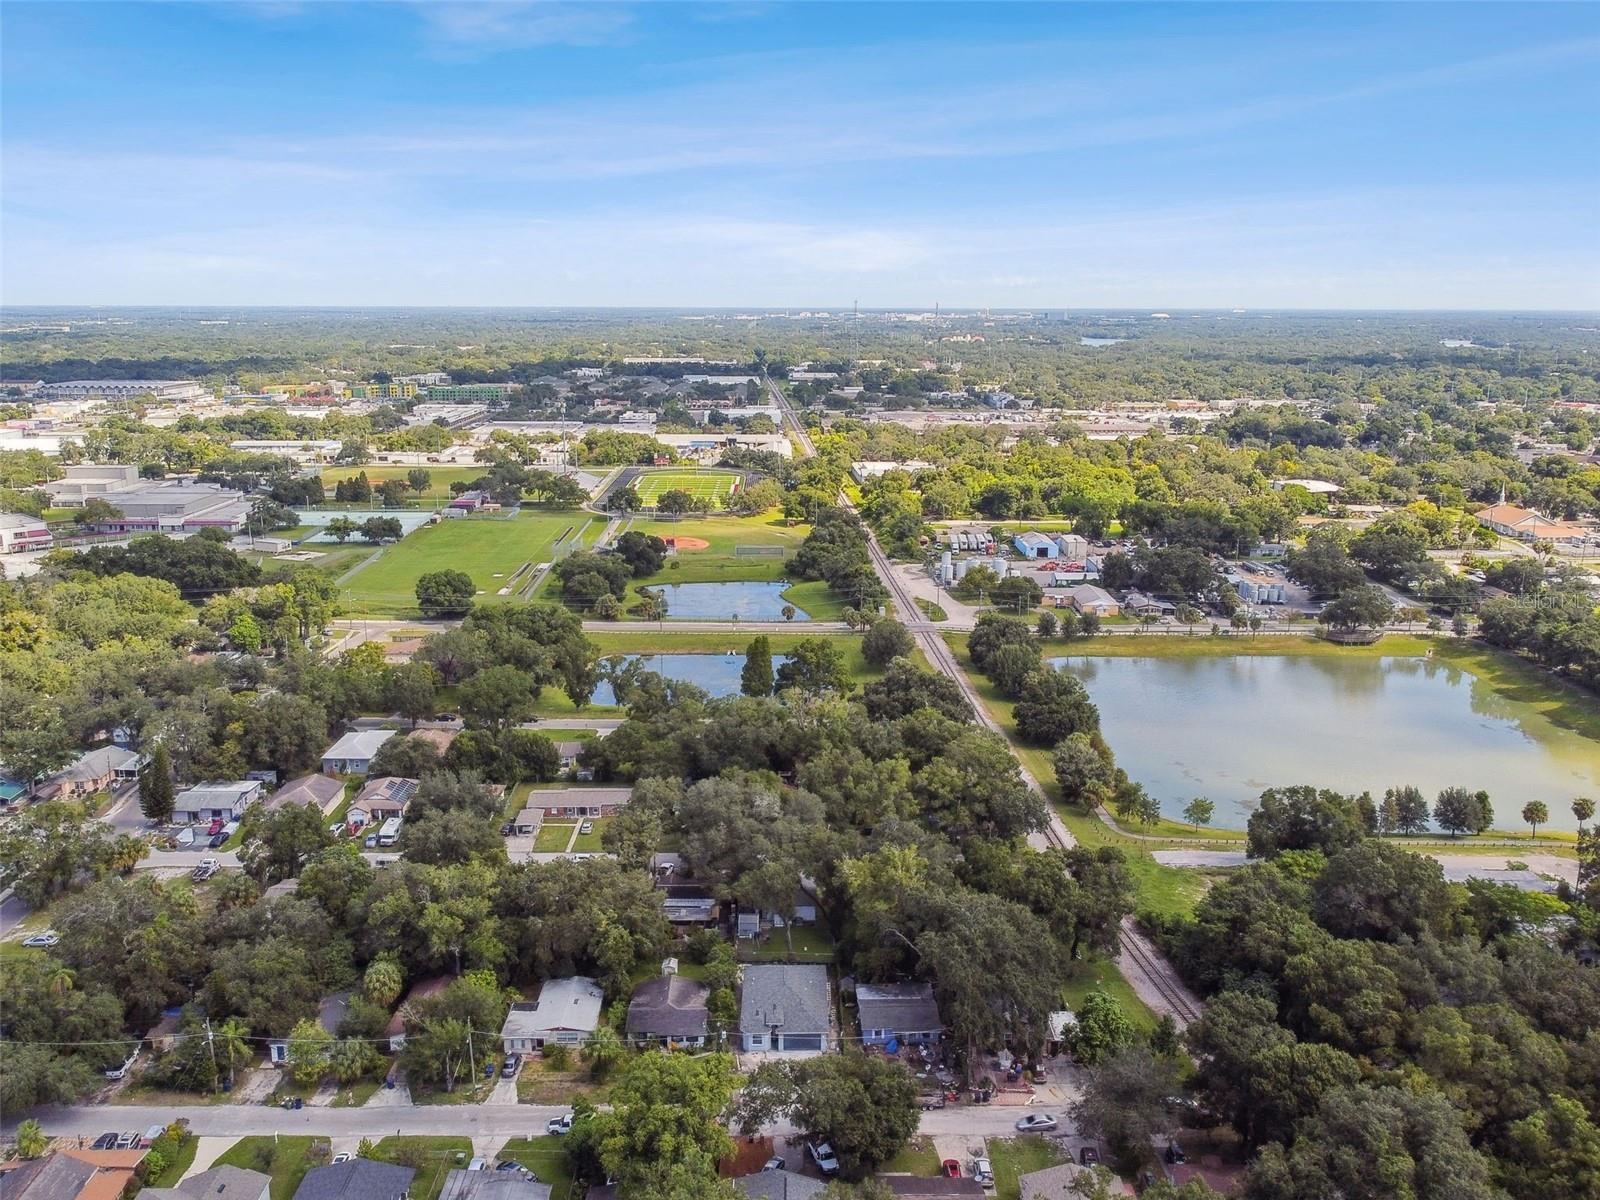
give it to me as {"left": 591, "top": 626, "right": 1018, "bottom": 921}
{"left": 205, "top": 1017, "right": 219, "bottom": 1091}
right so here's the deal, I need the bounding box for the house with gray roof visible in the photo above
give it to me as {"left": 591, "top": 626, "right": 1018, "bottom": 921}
{"left": 736, "top": 1171, "right": 826, "bottom": 1200}
{"left": 1018, "top": 1163, "right": 1085, "bottom": 1200}
{"left": 142, "top": 1167, "right": 270, "bottom": 1200}
{"left": 626, "top": 973, "right": 710, "bottom": 1047}
{"left": 267, "top": 774, "right": 346, "bottom": 815}
{"left": 437, "top": 1172, "right": 549, "bottom": 1200}
{"left": 738, "top": 964, "right": 833, "bottom": 1053}
{"left": 856, "top": 981, "right": 943, "bottom": 1046}
{"left": 500, "top": 976, "right": 604, "bottom": 1053}
{"left": 321, "top": 729, "right": 397, "bottom": 776}
{"left": 173, "top": 779, "right": 263, "bottom": 823}
{"left": 291, "top": 1159, "right": 415, "bottom": 1200}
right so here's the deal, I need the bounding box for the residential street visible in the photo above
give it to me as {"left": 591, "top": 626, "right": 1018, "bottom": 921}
{"left": 5, "top": 1104, "right": 569, "bottom": 1139}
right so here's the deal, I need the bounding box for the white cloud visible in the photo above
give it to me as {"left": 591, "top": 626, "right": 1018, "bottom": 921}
{"left": 412, "top": 1, "right": 634, "bottom": 54}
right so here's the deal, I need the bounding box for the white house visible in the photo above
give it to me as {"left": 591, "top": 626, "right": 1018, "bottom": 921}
{"left": 320, "top": 729, "right": 397, "bottom": 775}
{"left": 173, "top": 779, "right": 263, "bottom": 823}
{"left": 500, "top": 976, "right": 605, "bottom": 1053}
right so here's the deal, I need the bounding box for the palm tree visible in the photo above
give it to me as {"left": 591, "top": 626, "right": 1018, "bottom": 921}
{"left": 582, "top": 1025, "right": 624, "bottom": 1079}
{"left": 363, "top": 959, "right": 404, "bottom": 1008}
{"left": 16, "top": 1119, "right": 48, "bottom": 1159}
{"left": 330, "top": 1038, "right": 377, "bottom": 1085}
{"left": 46, "top": 964, "right": 75, "bottom": 997}
{"left": 1574, "top": 797, "right": 1595, "bottom": 832}
{"left": 215, "top": 1017, "right": 252, "bottom": 1090}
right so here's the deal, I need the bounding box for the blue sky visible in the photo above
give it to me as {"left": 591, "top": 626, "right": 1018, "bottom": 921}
{"left": 2, "top": 2, "right": 1597, "bottom": 309}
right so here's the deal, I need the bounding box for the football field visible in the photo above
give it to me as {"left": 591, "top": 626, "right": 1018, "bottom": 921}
{"left": 633, "top": 468, "right": 741, "bottom": 505}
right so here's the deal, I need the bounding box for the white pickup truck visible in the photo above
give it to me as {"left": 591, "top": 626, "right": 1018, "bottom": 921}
{"left": 191, "top": 857, "right": 220, "bottom": 882}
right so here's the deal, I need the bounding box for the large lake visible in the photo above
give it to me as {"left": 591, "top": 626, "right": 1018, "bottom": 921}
{"left": 1052, "top": 654, "right": 1600, "bottom": 832}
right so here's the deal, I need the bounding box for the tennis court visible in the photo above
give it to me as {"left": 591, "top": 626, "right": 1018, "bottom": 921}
{"left": 633, "top": 468, "right": 741, "bottom": 504}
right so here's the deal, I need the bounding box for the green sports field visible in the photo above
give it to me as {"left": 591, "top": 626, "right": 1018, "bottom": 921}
{"left": 633, "top": 468, "right": 741, "bottom": 504}
{"left": 340, "top": 511, "right": 596, "bottom": 615}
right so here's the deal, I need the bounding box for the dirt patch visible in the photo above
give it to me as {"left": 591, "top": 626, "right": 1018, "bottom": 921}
{"left": 664, "top": 536, "right": 710, "bottom": 550}
{"left": 516, "top": 1065, "right": 606, "bottom": 1105}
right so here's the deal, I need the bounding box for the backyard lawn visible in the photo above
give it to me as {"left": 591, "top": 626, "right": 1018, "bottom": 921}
{"left": 340, "top": 511, "right": 597, "bottom": 615}
{"left": 213, "top": 1137, "right": 327, "bottom": 1200}
{"left": 369, "top": 1137, "right": 473, "bottom": 1200}
{"left": 738, "top": 924, "right": 835, "bottom": 963}
{"left": 1063, "top": 956, "right": 1159, "bottom": 1033}
{"left": 496, "top": 1137, "right": 577, "bottom": 1198}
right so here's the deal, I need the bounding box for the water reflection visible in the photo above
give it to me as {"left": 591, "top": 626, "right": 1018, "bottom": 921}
{"left": 1050, "top": 654, "right": 1600, "bottom": 831}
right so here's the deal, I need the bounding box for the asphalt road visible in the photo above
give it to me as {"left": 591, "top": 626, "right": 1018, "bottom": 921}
{"left": 7, "top": 1103, "right": 569, "bottom": 1139}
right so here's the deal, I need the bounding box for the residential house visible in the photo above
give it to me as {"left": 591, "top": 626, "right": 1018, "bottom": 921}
{"left": 626, "top": 973, "right": 711, "bottom": 1048}
{"left": 268, "top": 991, "right": 351, "bottom": 1066}
{"left": 142, "top": 1167, "right": 270, "bottom": 1200}
{"left": 738, "top": 964, "right": 833, "bottom": 1053}
{"left": 659, "top": 886, "right": 720, "bottom": 927}
{"left": 350, "top": 777, "right": 417, "bottom": 827}
{"left": 437, "top": 1173, "right": 550, "bottom": 1200}
{"left": 735, "top": 1173, "right": 826, "bottom": 1200}
{"left": 1061, "top": 585, "right": 1119, "bottom": 617}
{"left": 267, "top": 774, "right": 345, "bottom": 816}
{"left": 144, "top": 1010, "right": 184, "bottom": 1054}
{"left": 1122, "top": 591, "right": 1176, "bottom": 618}
{"left": 386, "top": 977, "right": 451, "bottom": 1052}
{"left": 508, "top": 805, "right": 544, "bottom": 836}
{"left": 500, "top": 976, "right": 604, "bottom": 1053}
{"left": 36, "top": 746, "right": 148, "bottom": 799}
{"left": 173, "top": 779, "right": 263, "bottom": 824}
{"left": 1017, "top": 1165, "right": 1086, "bottom": 1200}
{"left": 0, "top": 1150, "right": 148, "bottom": 1200}
{"left": 880, "top": 1180, "right": 984, "bottom": 1198}
{"left": 291, "top": 1160, "right": 415, "bottom": 1200}
{"left": 856, "top": 982, "right": 943, "bottom": 1046}
{"left": 519, "top": 787, "right": 630, "bottom": 818}
{"left": 320, "top": 729, "right": 398, "bottom": 776}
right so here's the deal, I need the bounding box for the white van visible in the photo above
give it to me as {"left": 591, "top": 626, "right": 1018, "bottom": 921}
{"left": 377, "top": 817, "right": 402, "bottom": 846}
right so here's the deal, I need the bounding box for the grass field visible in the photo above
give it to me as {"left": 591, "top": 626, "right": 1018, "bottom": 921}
{"left": 340, "top": 511, "right": 597, "bottom": 615}
{"left": 633, "top": 468, "right": 741, "bottom": 504}
{"left": 988, "top": 1137, "right": 1069, "bottom": 1200}
{"left": 320, "top": 465, "right": 483, "bottom": 502}
{"left": 624, "top": 513, "right": 809, "bottom": 585}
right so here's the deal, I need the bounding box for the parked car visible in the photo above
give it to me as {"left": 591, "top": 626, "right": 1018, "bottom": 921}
{"left": 207, "top": 818, "right": 225, "bottom": 836}
{"left": 500, "top": 823, "right": 513, "bottom": 837}
{"left": 91, "top": 1133, "right": 118, "bottom": 1150}
{"left": 114, "top": 1133, "right": 138, "bottom": 1150}
{"left": 1166, "top": 1143, "right": 1187, "bottom": 1165}
{"left": 547, "top": 1113, "right": 573, "bottom": 1136}
{"left": 494, "top": 1163, "right": 523, "bottom": 1174}
{"left": 970, "top": 1158, "right": 994, "bottom": 1186}
{"left": 1079, "top": 1147, "right": 1100, "bottom": 1167}
{"left": 941, "top": 1160, "right": 961, "bottom": 1178}
{"left": 365, "top": 833, "right": 379, "bottom": 849}
{"left": 501, "top": 1053, "right": 522, "bottom": 1078}
{"left": 21, "top": 931, "right": 59, "bottom": 948}
{"left": 191, "top": 858, "right": 220, "bottom": 882}
{"left": 467, "top": 1159, "right": 487, "bottom": 1172}
{"left": 208, "top": 832, "right": 228, "bottom": 848}
{"left": 579, "top": 820, "right": 594, "bottom": 835}
{"left": 1029, "top": 1063, "right": 1047, "bottom": 1082}
{"left": 1015, "top": 1113, "right": 1059, "bottom": 1132}
{"left": 331, "top": 1154, "right": 352, "bottom": 1165}
{"left": 808, "top": 1142, "right": 840, "bottom": 1176}
{"left": 759, "top": 1158, "right": 784, "bottom": 1173}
